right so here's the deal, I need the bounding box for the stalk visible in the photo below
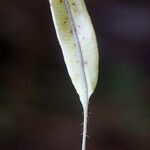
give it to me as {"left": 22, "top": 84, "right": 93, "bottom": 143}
{"left": 82, "top": 104, "right": 89, "bottom": 150}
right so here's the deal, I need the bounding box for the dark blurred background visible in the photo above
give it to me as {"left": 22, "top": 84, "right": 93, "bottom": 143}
{"left": 0, "top": 0, "right": 150, "bottom": 150}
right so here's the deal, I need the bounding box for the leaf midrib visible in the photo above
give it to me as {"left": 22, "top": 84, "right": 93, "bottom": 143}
{"left": 64, "top": 0, "right": 89, "bottom": 100}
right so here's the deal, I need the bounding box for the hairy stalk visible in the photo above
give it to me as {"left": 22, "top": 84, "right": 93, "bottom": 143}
{"left": 82, "top": 104, "right": 88, "bottom": 150}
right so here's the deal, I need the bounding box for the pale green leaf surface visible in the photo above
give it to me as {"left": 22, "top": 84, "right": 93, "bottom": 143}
{"left": 49, "top": 0, "right": 99, "bottom": 107}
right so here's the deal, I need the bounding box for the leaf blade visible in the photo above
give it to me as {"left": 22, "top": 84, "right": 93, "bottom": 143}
{"left": 49, "top": 0, "right": 99, "bottom": 107}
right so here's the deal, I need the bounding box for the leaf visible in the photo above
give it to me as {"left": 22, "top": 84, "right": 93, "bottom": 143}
{"left": 49, "top": 0, "right": 99, "bottom": 150}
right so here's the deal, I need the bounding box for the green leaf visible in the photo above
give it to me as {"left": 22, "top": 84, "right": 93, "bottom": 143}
{"left": 49, "top": 0, "right": 99, "bottom": 149}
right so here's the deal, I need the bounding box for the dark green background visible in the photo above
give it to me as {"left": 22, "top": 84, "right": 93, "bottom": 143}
{"left": 0, "top": 0, "right": 149, "bottom": 149}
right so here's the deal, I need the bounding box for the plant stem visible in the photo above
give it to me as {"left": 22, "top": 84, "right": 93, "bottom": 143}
{"left": 82, "top": 104, "right": 88, "bottom": 150}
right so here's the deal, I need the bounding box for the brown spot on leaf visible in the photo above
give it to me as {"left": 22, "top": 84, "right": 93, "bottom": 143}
{"left": 84, "top": 61, "right": 88, "bottom": 65}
